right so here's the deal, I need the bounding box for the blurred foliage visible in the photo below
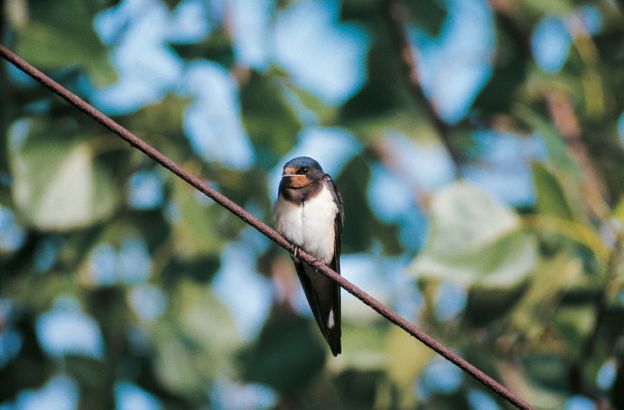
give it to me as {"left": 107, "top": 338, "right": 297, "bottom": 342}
{"left": 2, "top": 0, "right": 624, "bottom": 409}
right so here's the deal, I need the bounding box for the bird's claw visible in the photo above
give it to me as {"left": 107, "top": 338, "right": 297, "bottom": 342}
{"left": 291, "top": 247, "right": 324, "bottom": 271}
{"left": 312, "top": 260, "right": 325, "bottom": 272}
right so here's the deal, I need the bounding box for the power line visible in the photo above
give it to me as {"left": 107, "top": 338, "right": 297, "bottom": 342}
{"left": 0, "top": 44, "right": 533, "bottom": 410}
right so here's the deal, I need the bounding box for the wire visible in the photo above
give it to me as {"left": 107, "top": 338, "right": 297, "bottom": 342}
{"left": 0, "top": 44, "right": 533, "bottom": 410}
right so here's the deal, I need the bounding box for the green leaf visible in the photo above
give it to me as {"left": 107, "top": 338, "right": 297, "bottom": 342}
{"left": 239, "top": 310, "right": 326, "bottom": 393}
{"left": 64, "top": 355, "right": 110, "bottom": 392}
{"left": 521, "top": 0, "right": 574, "bottom": 16}
{"left": 337, "top": 155, "right": 402, "bottom": 254}
{"left": 406, "top": 0, "right": 448, "bottom": 36}
{"left": 171, "top": 29, "right": 233, "bottom": 67}
{"left": 510, "top": 254, "right": 582, "bottom": 337}
{"left": 463, "top": 284, "right": 527, "bottom": 326}
{"left": 152, "top": 281, "right": 239, "bottom": 395}
{"left": 170, "top": 179, "right": 226, "bottom": 258}
{"left": 516, "top": 107, "right": 580, "bottom": 178}
{"left": 385, "top": 326, "right": 433, "bottom": 407}
{"left": 14, "top": 0, "right": 116, "bottom": 85}
{"left": 410, "top": 182, "right": 537, "bottom": 287}
{"left": 128, "top": 95, "right": 191, "bottom": 138}
{"left": 176, "top": 281, "right": 239, "bottom": 350}
{"left": 613, "top": 197, "right": 624, "bottom": 227}
{"left": 525, "top": 215, "right": 609, "bottom": 262}
{"left": 336, "top": 323, "right": 387, "bottom": 371}
{"left": 473, "top": 24, "right": 529, "bottom": 115}
{"left": 153, "top": 328, "right": 206, "bottom": 394}
{"left": 532, "top": 162, "right": 576, "bottom": 220}
{"left": 611, "top": 361, "right": 624, "bottom": 409}
{"left": 553, "top": 303, "right": 595, "bottom": 355}
{"left": 594, "top": 306, "right": 624, "bottom": 355}
{"left": 339, "top": 0, "right": 381, "bottom": 24}
{"left": 9, "top": 119, "right": 118, "bottom": 231}
{"left": 341, "top": 0, "right": 447, "bottom": 36}
{"left": 521, "top": 354, "right": 569, "bottom": 406}
{"left": 284, "top": 84, "right": 338, "bottom": 126}
{"left": 334, "top": 369, "right": 385, "bottom": 409}
{"left": 340, "top": 39, "right": 412, "bottom": 121}
{"left": 240, "top": 71, "right": 302, "bottom": 167}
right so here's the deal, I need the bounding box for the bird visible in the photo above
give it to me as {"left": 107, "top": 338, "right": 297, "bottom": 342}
{"left": 273, "top": 156, "right": 344, "bottom": 356}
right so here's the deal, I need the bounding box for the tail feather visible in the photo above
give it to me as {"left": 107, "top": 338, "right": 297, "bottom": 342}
{"left": 294, "top": 260, "right": 341, "bottom": 356}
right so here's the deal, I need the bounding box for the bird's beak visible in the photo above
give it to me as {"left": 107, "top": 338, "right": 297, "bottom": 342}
{"left": 281, "top": 173, "right": 309, "bottom": 188}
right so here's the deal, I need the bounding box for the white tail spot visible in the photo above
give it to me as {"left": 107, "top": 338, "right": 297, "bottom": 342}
{"left": 327, "top": 309, "right": 335, "bottom": 328}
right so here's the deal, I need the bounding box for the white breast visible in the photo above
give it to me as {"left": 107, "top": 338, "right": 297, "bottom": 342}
{"left": 273, "top": 184, "right": 338, "bottom": 264}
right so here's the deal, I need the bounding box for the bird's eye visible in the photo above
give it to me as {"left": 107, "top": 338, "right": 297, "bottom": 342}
{"left": 300, "top": 166, "right": 309, "bottom": 174}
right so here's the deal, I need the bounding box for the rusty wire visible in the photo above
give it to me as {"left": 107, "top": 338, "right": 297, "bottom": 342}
{"left": 0, "top": 44, "right": 533, "bottom": 410}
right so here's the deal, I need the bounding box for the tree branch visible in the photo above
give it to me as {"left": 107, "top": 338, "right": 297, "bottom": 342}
{"left": 382, "top": 0, "right": 462, "bottom": 175}
{"left": 545, "top": 90, "right": 610, "bottom": 219}
{"left": 570, "top": 233, "right": 623, "bottom": 401}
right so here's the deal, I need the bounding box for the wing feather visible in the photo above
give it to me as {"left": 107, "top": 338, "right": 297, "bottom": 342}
{"left": 324, "top": 175, "right": 342, "bottom": 355}
{"left": 289, "top": 175, "right": 343, "bottom": 356}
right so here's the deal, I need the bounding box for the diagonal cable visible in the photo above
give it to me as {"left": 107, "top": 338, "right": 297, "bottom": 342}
{"left": 0, "top": 44, "right": 533, "bottom": 410}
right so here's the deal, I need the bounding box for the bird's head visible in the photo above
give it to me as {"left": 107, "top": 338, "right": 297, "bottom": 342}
{"left": 280, "top": 156, "right": 324, "bottom": 189}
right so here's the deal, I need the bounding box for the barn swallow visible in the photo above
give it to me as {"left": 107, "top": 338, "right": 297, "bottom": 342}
{"left": 273, "top": 156, "right": 344, "bottom": 356}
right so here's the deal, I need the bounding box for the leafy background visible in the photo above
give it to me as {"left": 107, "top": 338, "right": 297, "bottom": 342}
{"left": 1, "top": 0, "right": 624, "bottom": 409}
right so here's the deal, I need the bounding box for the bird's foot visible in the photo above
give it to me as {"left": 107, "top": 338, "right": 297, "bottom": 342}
{"left": 292, "top": 245, "right": 301, "bottom": 263}
{"left": 312, "top": 259, "right": 325, "bottom": 272}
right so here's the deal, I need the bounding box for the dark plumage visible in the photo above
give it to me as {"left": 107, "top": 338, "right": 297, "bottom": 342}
{"left": 273, "top": 156, "right": 343, "bottom": 356}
